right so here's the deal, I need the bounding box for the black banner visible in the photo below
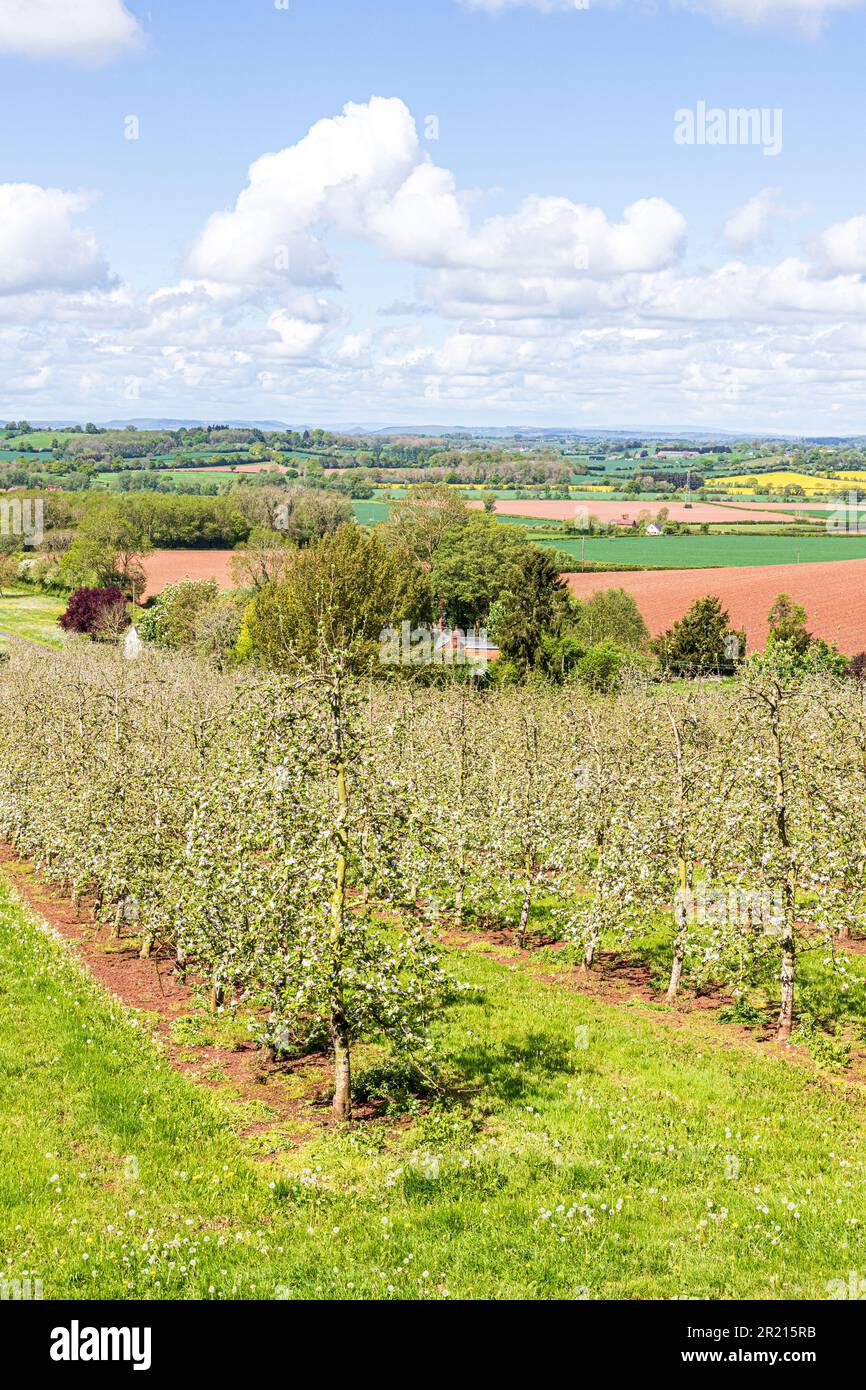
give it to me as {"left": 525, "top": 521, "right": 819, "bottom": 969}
{"left": 3, "top": 1299, "right": 859, "bottom": 1376}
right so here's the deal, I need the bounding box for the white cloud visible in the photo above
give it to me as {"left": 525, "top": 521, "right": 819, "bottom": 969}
{"left": 0, "top": 184, "right": 111, "bottom": 295}
{"left": 678, "top": 0, "right": 866, "bottom": 36}
{"left": 723, "top": 188, "right": 806, "bottom": 250}
{"left": 460, "top": 0, "right": 866, "bottom": 34}
{"left": 457, "top": 195, "right": 686, "bottom": 275}
{"left": 9, "top": 97, "right": 866, "bottom": 432}
{"left": 187, "top": 96, "right": 420, "bottom": 286}
{"left": 637, "top": 259, "right": 866, "bottom": 322}
{"left": 0, "top": 0, "right": 143, "bottom": 64}
{"left": 188, "top": 96, "right": 685, "bottom": 291}
{"left": 267, "top": 298, "right": 343, "bottom": 358}
{"left": 363, "top": 162, "right": 473, "bottom": 266}
{"left": 335, "top": 330, "right": 374, "bottom": 365}
{"left": 814, "top": 214, "right": 866, "bottom": 274}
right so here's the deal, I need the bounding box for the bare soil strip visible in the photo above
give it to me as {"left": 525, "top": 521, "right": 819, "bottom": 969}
{"left": 0, "top": 842, "right": 336, "bottom": 1146}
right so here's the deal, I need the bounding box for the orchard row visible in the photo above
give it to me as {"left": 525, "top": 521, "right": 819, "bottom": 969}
{"left": 0, "top": 644, "right": 863, "bottom": 1114}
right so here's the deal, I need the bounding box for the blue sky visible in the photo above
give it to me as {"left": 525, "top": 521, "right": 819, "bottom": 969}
{"left": 2, "top": 0, "right": 866, "bottom": 431}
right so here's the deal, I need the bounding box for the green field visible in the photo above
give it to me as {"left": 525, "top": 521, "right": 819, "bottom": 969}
{"left": 2, "top": 876, "right": 865, "bottom": 1300}
{"left": 536, "top": 532, "right": 866, "bottom": 568}
{"left": 0, "top": 449, "right": 55, "bottom": 463}
{"left": 352, "top": 499, "right": 393, "bottom": 525}
{"left": 95, "top": 469, "right": 239, "bottom": 488}
{"left": 0, "top": 592, "right": 65, "bottom": 648}
{"left": 2, "top": 431, "right": 76, "bottom": 449}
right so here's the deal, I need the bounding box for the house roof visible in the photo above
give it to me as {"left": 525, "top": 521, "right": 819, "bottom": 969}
{"left": 434, "top": 628, "right": 500, "bottom": 653}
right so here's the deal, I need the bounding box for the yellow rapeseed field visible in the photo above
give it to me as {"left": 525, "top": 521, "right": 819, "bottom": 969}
{"left": 715, "top": 470, "right": 853, "bottom": 494}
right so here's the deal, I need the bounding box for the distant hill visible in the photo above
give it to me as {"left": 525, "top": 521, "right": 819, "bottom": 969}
{"left": 5, "top": 419, "right": 866, "bottom": 446}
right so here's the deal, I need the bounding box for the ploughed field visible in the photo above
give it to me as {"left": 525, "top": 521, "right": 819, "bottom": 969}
{"left": 565, "top": 557, "right": 866, "bottom": 654}
{"left": 468, "top": 498, "right": 818, "bottom": 525}
{"left": 140, "top": 549, "right": 237, "bottom": 599}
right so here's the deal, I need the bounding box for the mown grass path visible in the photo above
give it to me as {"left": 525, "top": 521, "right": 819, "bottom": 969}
{"left": 0, "top": 592, "right": 65, "bottom": 649}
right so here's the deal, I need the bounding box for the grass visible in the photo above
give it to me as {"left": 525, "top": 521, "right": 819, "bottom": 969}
{"left": 2, "top": 878, "right": 866, "bottom": 1300}
{"left": 95, "top": 469, "right": 239, "bottom": 488}
{"left": 352, "top": 500, "right": 393, "bottom": 525}
{"left": 0, "top": 591, "right": 65, "bottom": 648}
{"left": 535, "top": 532, "right": 866, "bottom": 568}
{"left": 2, "top": 431, "right": 77, "bottom": 449}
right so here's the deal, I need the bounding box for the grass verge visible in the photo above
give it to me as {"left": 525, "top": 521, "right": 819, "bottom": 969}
{"left": 0, "top": 591, "right": 65, "bottom": 648}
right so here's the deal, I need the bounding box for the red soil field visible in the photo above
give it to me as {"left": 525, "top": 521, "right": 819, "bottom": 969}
{"left": 564, "top": 558, "right": 866, "bottom": 655}
{"left": 468, "top": 498, "right": 801, "bottom": 525}
{"left": 139, "top": 547, "right": 866, "bottom": 654}
{"left": 140, "top": 549, "right": 236, "bottom": 600}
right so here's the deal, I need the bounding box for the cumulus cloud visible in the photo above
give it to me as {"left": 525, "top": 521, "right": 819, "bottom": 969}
{"left": 188, "top": 96, "right": 685, "bottom": 293}
{"left": 0, "top": 0, "right": 143, "bottom": 64}
{"left": 0, "top": 184, "right": 112, "bottom": 295}
{"left": 448, "top": 195, "right": 685, "bottom": 275}
{"left": 267, "top": 296, "right": 344, "bottom": 358}
{"left": 187, "top": 97, "right": 420, "bottom": 286}
{"left": 8, "top": 97, "right": 866, "bottom": 431}
{"left": 723, "top": 188, "right": 806, "bottom": 251}
{"left": 635, "top": 259, "right": 866, "bottom": 322}
{"left": 814, "top": 214, "right": 866, "bottom": 274}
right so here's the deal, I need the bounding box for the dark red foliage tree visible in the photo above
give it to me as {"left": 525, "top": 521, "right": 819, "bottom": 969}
{"left": 58, "top": 586, "right": 128, "bottom": 636}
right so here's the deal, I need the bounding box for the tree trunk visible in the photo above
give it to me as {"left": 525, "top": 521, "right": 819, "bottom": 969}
{"left": 454, "top": 878, "right": 465, "bottom": 927}
{"left": 666, "top": 858, "right": 689, "bottom": 1003}
{"left": 516, "top": 890, "right": 531, "bottom": 948}
{"left": 110, "top": 900, "right": 123, "bottom": 941}
{"left": 582, "top": 921, "right": 599, "bottom": 972}
{"left": 331, "top": 1010, "right": 351, "bottom": 1122}
{"left": 769, "top": 688, "right": 796, "bottom": 1041}
{"left": 777, "top": 914, "right": 795, "bottom": 1040}
{"left": 330, "top": 712, "right": 352, "bottom": 1122}
{"left": 666, "top": 935, "right": 685, "bottom": 1003}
